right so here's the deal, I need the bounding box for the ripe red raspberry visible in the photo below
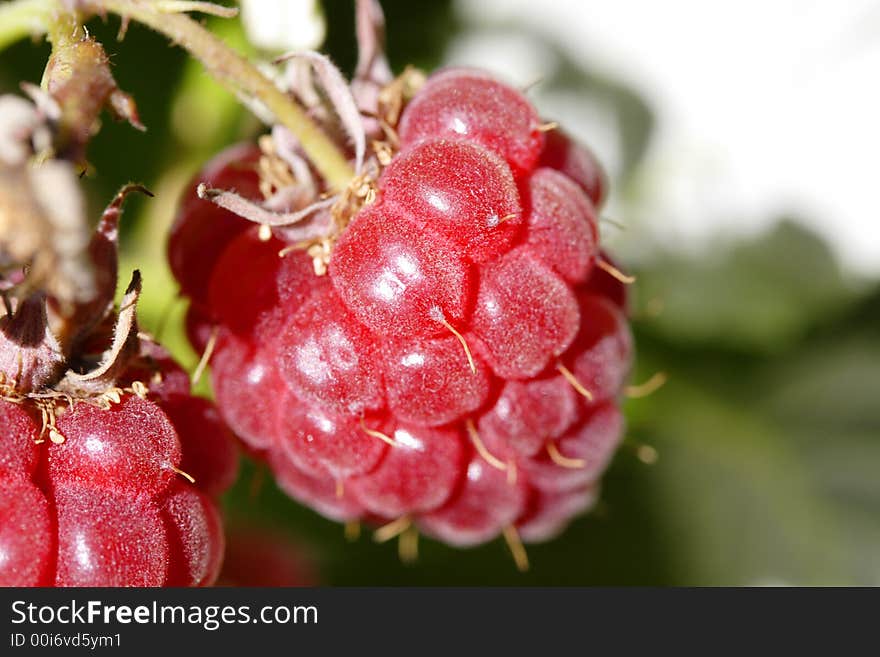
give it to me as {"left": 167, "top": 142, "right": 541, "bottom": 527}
{"left": 1, "top": 187, "right": 237, "bottom": 587}
{"left": 173, "top": 64, "right": 633, "bottom": 564}
{"left": 0, "top": 351, "right": 237, "bottom": 587}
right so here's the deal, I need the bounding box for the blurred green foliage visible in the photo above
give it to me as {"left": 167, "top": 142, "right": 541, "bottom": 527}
{"left": 1, "top": 0, "right": 877, "bottom": 585}
{"left": 639, "top": 220, "right": 861, "bottom": 352}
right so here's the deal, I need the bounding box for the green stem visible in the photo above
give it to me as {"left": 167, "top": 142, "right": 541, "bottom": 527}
{"left": 45, "top": 7, "right": 78, "bottom": 44}
{"left": 0, "top": 0, "right": 52, "bottom": 51}
{"left": 41, "top": 5, "right": 81, "bottom": 89}
{"left": 90, "top": 0, "right": 355, "bottom": 191}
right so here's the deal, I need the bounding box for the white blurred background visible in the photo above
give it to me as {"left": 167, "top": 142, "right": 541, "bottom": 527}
{"left": 447, "top": 0, "right": 880, "bottom": 278}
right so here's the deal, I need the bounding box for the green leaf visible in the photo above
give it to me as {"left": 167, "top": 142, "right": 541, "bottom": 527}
{"left": 637, "top": 330, "right": 880, "bottom": 585}
{"left": 637, "top": 220, "right": 859, "bottom": 352}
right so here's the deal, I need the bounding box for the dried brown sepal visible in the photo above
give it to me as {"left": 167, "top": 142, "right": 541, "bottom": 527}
{"left": 275, "top": 51, "right": 366, "bottom": 174}
{"left": 352, "top": 0, "right": 393, "bottom": 140}
{"left": 0, "top": 293, "right": 66, "bottom": 395}
{"left": 58, "top": 270, "right": 142, "bottom": 397}
{"left": 196, "top": 183, "right": 334, "bottom": 232}
{"left": 354, "top": 0, "right": 392, "bottom": 86}
{"left": 106, "top": 89, "right": 144, "bottom": 131}
{"left": 357, "top": 66, "right": 424, "bottom": 170}
{"left": 258, "top": 134, "right": 298, "bottom": 199}
{"left": 60, "top": 184, "right": 152, "bottom": 350}
{"left": 265, "top": 129, "right": 317, "bottom": 195}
